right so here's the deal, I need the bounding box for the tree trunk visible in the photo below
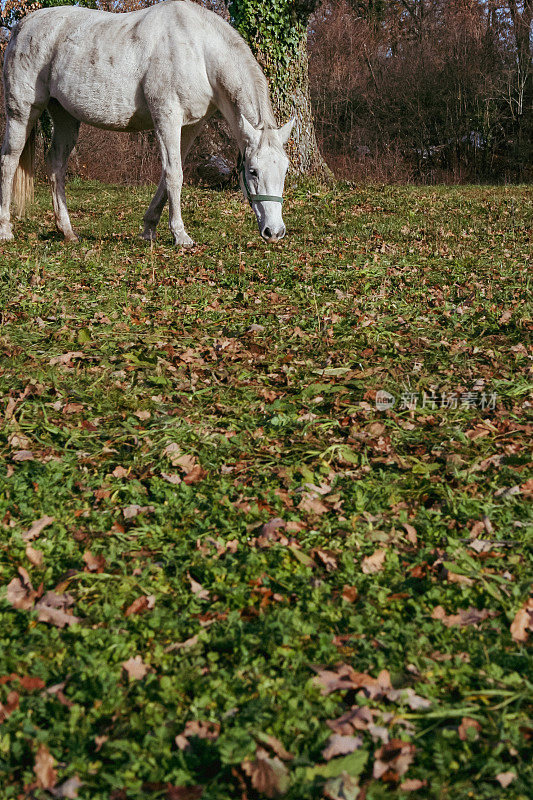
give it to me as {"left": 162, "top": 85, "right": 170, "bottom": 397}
{"left": 227, "top": 1, "right": 332, "bottom": 180}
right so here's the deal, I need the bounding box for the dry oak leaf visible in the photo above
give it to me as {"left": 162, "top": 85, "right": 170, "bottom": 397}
{"left": 21, "top": 515, "right": 55, "bottom": 542}
{"left": 496, "top": 772, "right": 516, "bottom": 788}
{"left": 6, "top": 567, "right": 38, "bottom": 610}
{"left": 361, "top": 548, "right": 387, "bottom": 574}
{"left": 431, "top": 605, "right": 497, "bottom": 627}
{"left": 458, "top": 717, "right": 481, "bottom": 741}
{"left": 373, "top": 739, "right": 415, "bottom": 781}
{"left": 241, "top": 748, "right": 289, "bottom": 798}
{"left": 35, "top": 592, "right": 80, "bottom": 628}
{"left": 510, "top": 597, "right": 533, "bottom": 643}
{"left": 34, "top": 743, "right": 57, "bottom": 790}
{"left": 322, "top": 734, "right": 363, "bottom": 761}
{"left": 122, "top": 655, "right": 149, "bottom": 680}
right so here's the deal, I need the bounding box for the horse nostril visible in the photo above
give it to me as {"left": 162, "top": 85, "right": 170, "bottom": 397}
{"left": 263, "top": 226, "right": 272, "bottom": 240}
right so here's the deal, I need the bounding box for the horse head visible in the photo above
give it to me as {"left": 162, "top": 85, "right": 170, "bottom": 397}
{"left": 238, "top": 116, "right": 294, "bottom": 244}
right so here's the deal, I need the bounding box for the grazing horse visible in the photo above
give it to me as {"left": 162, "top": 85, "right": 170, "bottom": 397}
{"left": 0, "top": 0, "right": 294, "bottom": 245}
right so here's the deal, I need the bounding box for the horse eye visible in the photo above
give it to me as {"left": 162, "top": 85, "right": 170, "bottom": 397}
{"left": 248, "top": 168, "right": 258, "bottom": 178}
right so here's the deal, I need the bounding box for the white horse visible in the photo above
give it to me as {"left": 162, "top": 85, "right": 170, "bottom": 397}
{"left": 0, "top": 0, "right": 294, "bottom": 245}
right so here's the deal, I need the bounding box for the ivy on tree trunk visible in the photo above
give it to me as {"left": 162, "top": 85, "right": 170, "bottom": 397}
{"left": 226, "top": 0, "right": 331, "bottom": 178}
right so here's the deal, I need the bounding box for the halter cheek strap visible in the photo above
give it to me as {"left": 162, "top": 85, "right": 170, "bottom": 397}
{"left": 237, "top": 153, "right": 284, "bottom": 206}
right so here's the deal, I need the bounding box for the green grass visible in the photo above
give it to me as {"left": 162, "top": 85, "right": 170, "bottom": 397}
{"left": 0, "top": 179, "right": 532, "bottom": 799}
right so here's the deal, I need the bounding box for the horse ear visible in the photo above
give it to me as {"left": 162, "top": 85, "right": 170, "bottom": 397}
{"left": 278, "top": 117, "right": 295, "bottom": 146}
{"left": 240, "top": 115, "right": 260, "bottom": 145}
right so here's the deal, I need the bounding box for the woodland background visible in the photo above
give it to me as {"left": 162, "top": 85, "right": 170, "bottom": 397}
{"left": 1, "top": 0, "right": 532, "bottom": 185}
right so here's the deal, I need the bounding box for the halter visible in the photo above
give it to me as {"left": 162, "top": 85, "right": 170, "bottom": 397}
{"left": 237, "top": 153, "right": 284, "bottom": 207}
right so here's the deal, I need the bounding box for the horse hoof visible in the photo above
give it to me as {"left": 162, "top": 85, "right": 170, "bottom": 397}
{"left": 174, "top": 234, "right": 195, "bottom": 249}
{"left": 140, "top": 230, "right": 157, "bottom": 242}
{"left": 0, "top": 227, "right": 14, "bottom": 241}
{"left": 65, "top": 233, "right": 79, "bottom": 242}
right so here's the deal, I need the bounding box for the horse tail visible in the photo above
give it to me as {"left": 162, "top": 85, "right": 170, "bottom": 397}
{"left": 12, "top": 126, "right": 36, "bottom": 218}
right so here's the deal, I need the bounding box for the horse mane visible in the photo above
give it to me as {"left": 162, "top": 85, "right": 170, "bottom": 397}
{"left": 208, "top": 15, "right": 278, "bottom": 130}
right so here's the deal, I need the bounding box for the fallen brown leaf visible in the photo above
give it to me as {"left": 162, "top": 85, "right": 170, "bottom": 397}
{"left": 373, "top": 739, "right": 415, "bottom": 781}
{"left": 50, "top": 775, "right": 84, "bottom": 798}
{"left": 341, "top": 585, "right": 358, "bottom": 603}
{"left": 6, "top": 567, "right": 38, "bottom": 610}
{"left": 83, "top": 550, "right": 106, "bottom": 573}
{"left": 0, "top": 690, "right": 19, "bottom": 722}
{"left": 188, "top": 574, "right": 210, "bottom": 600}
{"left": 403, "top": 523, "right": 418, "bottom": 545}
{"left": 510, "top": 597, "right": 533, "bottom": 643}
{"left": 26, "top": 545, "right": 44, "bottom": 567}
{"left": 112, "top": 466, "right": 129, "bottom": 478}
{"left": 458, "top": 717, "right": 481, "bottom": 741}
{"left": 298, "top": 493, "right": 329, "bottom": 515}
{"left": 34, "top": 743, "right": 57, "bottom": 790}
{"left": 21, "top": 515, "right": 55, "bottom": 542}
{"left": 322, "top": 733, "right": 363, "bottom": 760}
{"left": 35, "top": 592, "right": 80, "bottom": 628}
{"left": 122, "top": 655, "right": 149, "bottom": 680}
{"left": 165, "top": 786, "right": 203, "bottom": 800}
{"left": 361, "top": 548, "right": 387, "bottom": 574}
{"left": 124, "top": 595, "right": 155, "bottom": 617}
{"left": 12, "top": 449, "right": 35, "bottom": 461}
{"left": 254, "top": 733, "right": 293, "bottom": 761}
{"left": 399, "top": 778, "right": 427, "bottom": 791}
{"left": 495, "top": 771, "right": 515, "bottom": 788}
{"left": 327, "top": 706, "right": 374, "bottom": 734}
{"left": 432, "top": 605, "right": 497, "bottom": 627}
{"left": 241, "top": 748, "right": 289, "bottom": 798}
{"left": 175, "top": 719, "right": 220, "bottom": 750}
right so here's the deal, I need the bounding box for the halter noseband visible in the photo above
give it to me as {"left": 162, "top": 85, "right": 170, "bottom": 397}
{"left": 237, "top": 153, "right": 284, "bottom": 207}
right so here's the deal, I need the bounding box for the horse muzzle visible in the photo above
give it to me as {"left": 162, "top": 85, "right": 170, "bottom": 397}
{"left": 261, "top": 224, "right": 286, "bottom": 244}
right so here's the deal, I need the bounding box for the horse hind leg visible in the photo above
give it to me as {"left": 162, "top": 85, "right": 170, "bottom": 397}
{"left": 45, "top": 100, "right": 80, "bottom": 241}
{"left": 0, "top": 110, "right": 41, "bottom": 239}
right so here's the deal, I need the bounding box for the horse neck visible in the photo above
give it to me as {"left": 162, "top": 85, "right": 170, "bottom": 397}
{"left": 213, "top": 56, "right": 277, "bottom": 150}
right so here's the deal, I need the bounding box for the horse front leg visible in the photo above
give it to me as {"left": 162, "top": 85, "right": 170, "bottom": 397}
{"left": 153, "top": 113, "right": 193, "bottom": 248}
{"left": 142, "top": 117, "right": 210, "bottom": 242}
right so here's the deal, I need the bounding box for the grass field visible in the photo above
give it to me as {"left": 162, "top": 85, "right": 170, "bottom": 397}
{"left": 0, "top": 179, "right": 532, "bottom": 799}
